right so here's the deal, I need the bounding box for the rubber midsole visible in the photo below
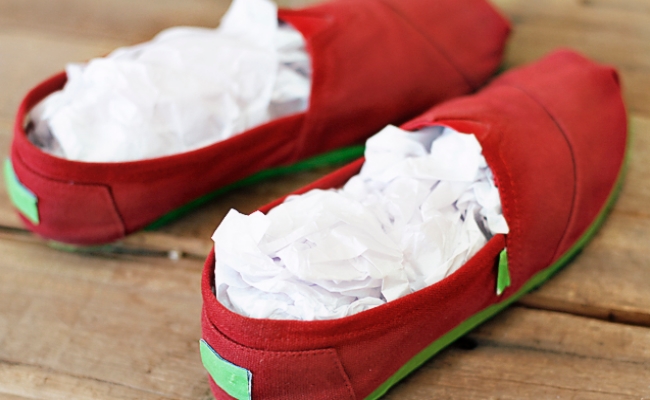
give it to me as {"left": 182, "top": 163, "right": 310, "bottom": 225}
{"left": 145, "top": 145, "right": 365, "bottom": 230}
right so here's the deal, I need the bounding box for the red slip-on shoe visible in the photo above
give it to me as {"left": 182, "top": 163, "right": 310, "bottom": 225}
{"left": 200, "top": 49, "right": 627, "bottom": 400}
{"left": 5, "top": 0, "right": 509, "bottom": 246}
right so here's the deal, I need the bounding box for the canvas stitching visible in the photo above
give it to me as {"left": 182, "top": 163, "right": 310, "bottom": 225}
{"left": 11, "top": 152, "right": 127, "bottom": 235}
{"left": 503, "top": 83, "right": 579, "bottom": 264}
{"left": 376, "top": 0, "right": 478, "bottom": 90}
{"left": 205, "top": 318, "right": 356, "bottom": 399}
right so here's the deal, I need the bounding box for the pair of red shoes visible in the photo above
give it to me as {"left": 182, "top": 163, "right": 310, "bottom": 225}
{"left": 7, "top": 0, "right": 627, "bottom": 399}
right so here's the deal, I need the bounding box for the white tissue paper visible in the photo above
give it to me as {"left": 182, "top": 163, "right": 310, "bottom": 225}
{"left": 212, "top": 125, "right": 510, "bottom": 321}
{"left": 28, "top": 0, "right": 310, "bottom": 162}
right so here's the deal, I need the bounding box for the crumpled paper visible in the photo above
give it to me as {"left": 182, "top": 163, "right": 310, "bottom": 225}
{"left": 28, "top": 0, "right": 310, "bottom": 162}
{"left": 212, "top": 125, "right": 510, "bottom": 321}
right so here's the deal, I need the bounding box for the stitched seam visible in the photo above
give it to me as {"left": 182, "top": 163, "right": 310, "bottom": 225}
{"left": 103, "top": 186, "right": 128, "bottom": 237}
{"left": 493, "top": 132, "right": 519, "bottom": 290}
{"left": 331, "top": 349, "right": 356, "bottom": 400}
{"left": 11, "top": 152, "right": 127, "bottom": 236}
{"left": 503, "top": 83, "right": 578, "bottom": 264}
{"left": 376, "top": 0, "right": 478, "bottom": 90}
{"left": 281, "top": 11, "right": 334, "bottom": 162}
{"left": 206, "top": 315, "right": 356, "bottom": 399}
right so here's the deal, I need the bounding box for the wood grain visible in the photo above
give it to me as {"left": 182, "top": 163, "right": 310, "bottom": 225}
{"left": 385, "top": 307, "right": 650, "bottom": 399}
{"left": 585, "top": 0, "right": 650, "bottom": 13}
{"left": 519, "top": 210, "right": 650, "bottom": 326}
{"left": 0, "top": 0, "right": 649, "bottom": 398}
{"left": 0, "top": 239, "right": 209, "bottom": 399}
{"left": 615, "top": 116, "right": 650, "bottom": 216}
{"left": 0, "top": 361, "right": 177, "bottom": 400}
{"left": 0, "top": 0, "right": 320, "bottom": 44}
{"left": 0, "top": 0, "right": 226, "bottom": 43}
{"left": 2, "top": 235, "right": 649, "bottom": 399}
{"left": 0, "top": 30, "right": 120, "bottom": 120}
{"left": 491, "top": 0, "right": 650, "bottom": 115}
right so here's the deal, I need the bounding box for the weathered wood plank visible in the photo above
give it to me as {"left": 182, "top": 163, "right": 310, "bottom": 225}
{"left": 0, "top": 30, "right": 120, "bottom": 120}
{"left": 0, "top": 393, "right": 34, "bottom": 400}
{"left": 0, "top": 0, "right": 226, "bottom": 43}
{"left": 615, "top": 116, "right": 650, "bottom": 216}
{"left": 0, "top": 0, "right": 321, "bottom": 44}
{"left": 491, "top": 0, "right": 650, "bottom": 59}
{"left": 491, "top": 0, "right": 650, "bottom": 115}
{"left": 2, "top": 234, "right": 649, "bottom": 399}
{"left": 0, "top": 361, "right": 180, "bottom": 400}
{"left": 0, "top": 240, "right": 209, "bottom": 399}
{"left": 584, "top": 0, "right": 650, "bottom": 13}
{"left": 385, "top": 307, "right": 650, "bottom": 399}
{"left": 504, "top": 28, "right": 650, "bottom": 116}
{"left": 519, "top": 209, "right": 650, "bottom": 326}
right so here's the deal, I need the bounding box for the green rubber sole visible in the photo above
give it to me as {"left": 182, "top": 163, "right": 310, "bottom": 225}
{"left": 364, "top": 137, "right": 630, "bottom": 400}
{"left": 145, "top": 145, "right": 365, "bottom": 230}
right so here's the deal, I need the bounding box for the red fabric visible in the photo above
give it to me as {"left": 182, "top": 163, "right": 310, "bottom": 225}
{"left": 402, "top": 49, "right": 627, "bottom": 291}
{"left": 10, "top": 0, "right": 509, "bottom": 245}
{"left": 201, "top": 50, "right": 627, "bottom": 399}
{"left": 208, "top": 377, "right": 236, "bottom": 400}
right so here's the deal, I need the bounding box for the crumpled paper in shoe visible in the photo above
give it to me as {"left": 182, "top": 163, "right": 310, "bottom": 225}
{"left": 212, "top": 125, "right": 510, "bottom": 321}
{"left": 28, "top": 0, "right": 310, "bottom": 162}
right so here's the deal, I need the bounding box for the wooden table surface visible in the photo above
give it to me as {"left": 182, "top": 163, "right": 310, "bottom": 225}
{"left": 1, "top": 0, "right": 649, "bottom": 399}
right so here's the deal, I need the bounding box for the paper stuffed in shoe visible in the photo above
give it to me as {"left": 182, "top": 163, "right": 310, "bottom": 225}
{"left": 201, "top": 50, "right": 627, "bottom": 400}
{"left": 7, "top": 0, "right": 510, "bottom": 246}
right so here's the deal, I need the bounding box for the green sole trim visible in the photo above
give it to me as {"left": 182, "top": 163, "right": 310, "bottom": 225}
{"left": 4, "top": 158, "right": 39, "bottom": 224}
{"left": 364, "top": 139, "right": 629, "bottom": 400}
{"left": 200, "top": 339, "right": 252, "bottom": 400}
{"left": 145, "top": 145, "right": 365, "bottom": 230}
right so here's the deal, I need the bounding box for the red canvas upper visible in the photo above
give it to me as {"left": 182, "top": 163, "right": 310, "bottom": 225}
{"left": 201, "top": 50, "right": 627, "bottom": 399}
{"left": 9, "top": 0, "right": 509, "bottom": 245}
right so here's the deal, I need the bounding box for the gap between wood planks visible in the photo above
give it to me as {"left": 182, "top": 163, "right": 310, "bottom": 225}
{"left": 1, "top": 263, "right": 648, "bottom": 400}
{"left": 0, "top": 359, "right": 188, "bottom": 400}
{"left": 381, "top": 306, "right": 650, "bottom": 399}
